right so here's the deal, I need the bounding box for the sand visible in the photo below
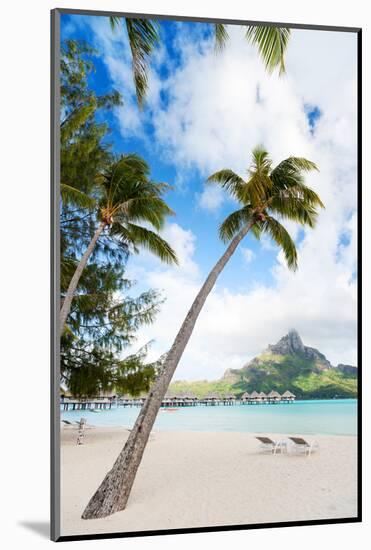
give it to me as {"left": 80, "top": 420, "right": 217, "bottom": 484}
{"left": 60, "top": 426, "right": 358, "bottom": 536}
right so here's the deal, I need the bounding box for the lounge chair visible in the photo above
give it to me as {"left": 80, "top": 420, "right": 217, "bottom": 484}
{"left": 62, "top": 420, "right": 73, "bottom": 426}
{"left": 256, "top": 436, "right": 286, "bottom": 455}
{"left": 288, "top": 437, "right": 319, "bottom": 456}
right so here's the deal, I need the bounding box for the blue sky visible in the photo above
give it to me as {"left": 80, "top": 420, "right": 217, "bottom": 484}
{"left": 61, "top": 14, "right": 358, "bottom": 380}
{"left": 61, "top": 14, "right": 281, "bottom": 292}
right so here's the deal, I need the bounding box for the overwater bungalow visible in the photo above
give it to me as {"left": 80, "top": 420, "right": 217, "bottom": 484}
{"left": 162, "top": 393, "right": 198, "bottom": 407}
{"left": 163, "top": 393, "right": 181, "bottom": 406}
{"left": 281, "top": 390, "right": 296, "bottom": 403}
{"left": 241, "top": 392, "right": 250, "bottom": 403}
{"left": 268, "top": 390, "right": 281, "bottom": 403}
{"left": 180, "top": 393, "right": 198, "bottom": 406}
{"left": 203, "top": 393, "right": 221, "bottom": 406}
{"left": 223, "top": 393, "right": 237, "bottom": 405}
{"left": 259, "top": 391, "right": 268, "bottom": 403}
{"left": 249, "top": 390, "right": 261, "bottom": 404}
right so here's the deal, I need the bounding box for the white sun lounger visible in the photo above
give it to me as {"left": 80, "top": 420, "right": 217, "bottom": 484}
{"left": 256, "top": 436, "right": 286, "bottom": 455}
{"left": 288, "top": 436, "right": 319, "bottom": 456}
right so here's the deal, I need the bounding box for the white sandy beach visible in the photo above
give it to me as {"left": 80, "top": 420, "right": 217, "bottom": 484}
{"left": 60, "top": 426, "right": 357, "bottom": 536}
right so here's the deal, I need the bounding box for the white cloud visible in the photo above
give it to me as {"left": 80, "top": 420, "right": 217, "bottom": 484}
{"left": 197, "top": 186, "right": 225, "bottom": 212}
{"left": 241, "top": 247, "right": 255, "bottom": 264}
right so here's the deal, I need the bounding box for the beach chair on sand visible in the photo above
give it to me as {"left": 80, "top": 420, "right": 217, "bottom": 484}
{"left": 62, "top": 420, "right": 73, "bottom": 426}
{"left": 288, "top": 437, "right": 319, "bottom": 456}
{"left": 256, "top": 436, "right": 286, "bottom": 455}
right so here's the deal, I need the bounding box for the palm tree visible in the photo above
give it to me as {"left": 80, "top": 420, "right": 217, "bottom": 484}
{"left": 109, "top": 17, "right": 290, "bottom": 108}
{"left": 215, "top": 24, "right": 291, "bottom": 75}
{"left": 60, "top": 154, "right": 178, "bottom": 334}
{"left": 82, "top": 146, "right": 324, "bottom": 519}
{"left": 109, "top": 17, "right": 160, "bottom": 108}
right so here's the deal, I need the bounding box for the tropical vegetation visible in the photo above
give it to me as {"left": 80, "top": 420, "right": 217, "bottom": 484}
{"left": 169, "top": 357, "right": 358, "bottom": 400}
{"left": 82, "top": 146, "right": 324, "bottom": 519}
{"left": 60, "top": 40, "right": 175, "bottom": 397}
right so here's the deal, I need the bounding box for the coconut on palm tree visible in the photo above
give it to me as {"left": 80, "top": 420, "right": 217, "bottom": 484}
{"left": 60, "top": 154, "right": 178, "bottom": 334}
{"left": 81, "top": 146, "right": 324, "bottom": 519}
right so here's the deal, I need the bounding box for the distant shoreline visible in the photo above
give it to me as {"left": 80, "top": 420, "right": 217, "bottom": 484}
{"left": 61, "top": 399, "right": 357, "bottom": 436}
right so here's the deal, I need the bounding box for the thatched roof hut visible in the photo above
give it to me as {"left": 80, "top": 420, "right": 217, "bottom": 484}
{"left": 183, "top": 393, "right": 198, "bottom": 401}
{"left": 282, "top": 390, "right": 296, "bottom": 400}
{"left": 259, "top": 391, "right": 268, "bottom": 400}
{"left": 268, "top": 390, "right": 281, "bottom": 400}
{"left": 224, "top": 393, "right": 236, "bottom": 400}
{"left": 241, "top": 392, "right": 250, "bottom": 400}
{"left": 165, "top": 393, "right": 177, "bottom": 400}
{"left": 250, "top": 390, "right": 260, "bottom": 399}
{"left": 205, "top": 393, "right": 220, "bottom": 400}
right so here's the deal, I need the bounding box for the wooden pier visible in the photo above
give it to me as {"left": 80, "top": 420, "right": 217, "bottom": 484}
{"left": 60, "top": 399, "right": 114, "bottom": 411}
{"left": 60, "top": 390, "right": 296, "bottom": 410}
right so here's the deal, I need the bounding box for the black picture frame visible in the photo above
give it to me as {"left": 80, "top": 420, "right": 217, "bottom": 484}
{"left": 51, "top": 7, "right": 362, "bottom": 542}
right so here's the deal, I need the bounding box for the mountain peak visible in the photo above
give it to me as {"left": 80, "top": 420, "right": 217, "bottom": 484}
{"left": 264, "top": 330, "right": 332, "bottom": 368}
{"left": 268, "top": 329, "right": 305, "bottom": 355}
{"left": 217, "top": 329, "right": 357, "bottom": 399}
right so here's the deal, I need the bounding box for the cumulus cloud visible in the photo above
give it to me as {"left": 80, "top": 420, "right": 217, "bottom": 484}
{"left": 241, "top": 247, "right": 255, "bottom": 264}
{"left": 197, "top": 186, "right": 225, "bottom": 212}
{"left": 86, "top": 19, "right": 358, "bottom": 379}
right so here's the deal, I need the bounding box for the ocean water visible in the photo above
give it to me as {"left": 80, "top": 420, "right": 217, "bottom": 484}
{"left": 60, "top": 399, "right": 357, "bottom": 436}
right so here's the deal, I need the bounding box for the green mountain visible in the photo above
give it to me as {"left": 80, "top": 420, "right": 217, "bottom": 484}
{"left": 170, "top": 330, "right": 357, "bottom": 399}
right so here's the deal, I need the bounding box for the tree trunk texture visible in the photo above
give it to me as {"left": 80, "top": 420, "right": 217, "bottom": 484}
{"left": 82, "top": 223, "right": 252, "bottom": 519}
{"left": 59, "top": 222, "right": 106, "bottom": 335}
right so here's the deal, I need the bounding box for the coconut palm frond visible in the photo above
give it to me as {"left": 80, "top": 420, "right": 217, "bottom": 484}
{"left": 60, "top": 183, "right": 97, "bottom": 209}
{"left": 250, "top": 146, "right": 273, "bottom": 175}
{"left": 269, "top": 156, "right": 324, "bottom": 226}
{"left": 245, "top": 25, "right": 291, "bottom": 75}
{"left": 215, "top": 23, "right": 229, "bottom": 51}
{"left": 219, "top": 206, "right": 254, "bottom": 243}
{"left": 269, "top": 193, "right": 320, "bottom": 228}
{"left": 246, "top": 146, "right": 273, "bottom": 205}
{"left": 271, "top": 157, "right": 319, "bottom": 185}
{"left": 125, "top": 18, "right": 160, "bottom": 108}
{"left": 207, "top": 169, "right": 246, "bottom": 201}
{"left": 109, "top": 16, "right": 121, "bottom": 31}
{"left": 261, "top": 216, "right": 298, "bottom": 270}
{"left": 210, "top": 147, "right": 323, "bottom": 270}
{"left": 112, "top": 222, "right": 178, "bottom": 265}
{"left": 115, "top": 195, "right": 174, "bottom": 231}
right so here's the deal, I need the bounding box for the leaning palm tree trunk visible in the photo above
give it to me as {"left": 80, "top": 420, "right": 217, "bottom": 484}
{"left": 60, "top": 222, "right": 106, "bottom": 334}
{"left": 82, "top": 222, "right": 253, "bottom": 519}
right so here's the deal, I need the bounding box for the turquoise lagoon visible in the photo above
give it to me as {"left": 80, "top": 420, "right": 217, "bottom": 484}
{"left": 61, "top": 399, "right": 357, "bottom": 436}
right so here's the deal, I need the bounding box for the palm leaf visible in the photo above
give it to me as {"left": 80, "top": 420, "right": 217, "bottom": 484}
{"left": 271, "top": 157, "right": 319, "bottom": 183}
{"left": 114, "top": 195, "right": 174, "bottom": 231}
{"left": 111, "top": 222, "right": 178, "bottom": 265}
{"left": 269, "top": 156, "right": 324, "bottom": 225}
{"left": 215, "top": 23, "right": 229, "bottom": 51}
{"left": 207, "top": 169, "right": 246, "bottom": 201}
{"left": 245, "top": 26, "right": 291, "bottom": 75}
{"left": 269, "top": 193, "right": 320, "bottom": 228}
{"left": 219, "top": 206, "right": 254, "bottom": 243}
{"left": 261, "top": 216, "right": 298, "bottom": 270}
{"left": 109, "top": 16, "right": 121, "bottom": 31}
{"left": 125, "top": 18, "right": 160, "bottom": 108}
{"left": 60, "top": 183, "right": 96, "bottom": 209}
{"left": 246, "top": 146, "right": 273, "bottom": 205}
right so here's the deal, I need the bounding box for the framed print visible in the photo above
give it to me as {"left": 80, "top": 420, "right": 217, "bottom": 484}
{"left": 51, "top": 7, "right": 361, "bottom": 542}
